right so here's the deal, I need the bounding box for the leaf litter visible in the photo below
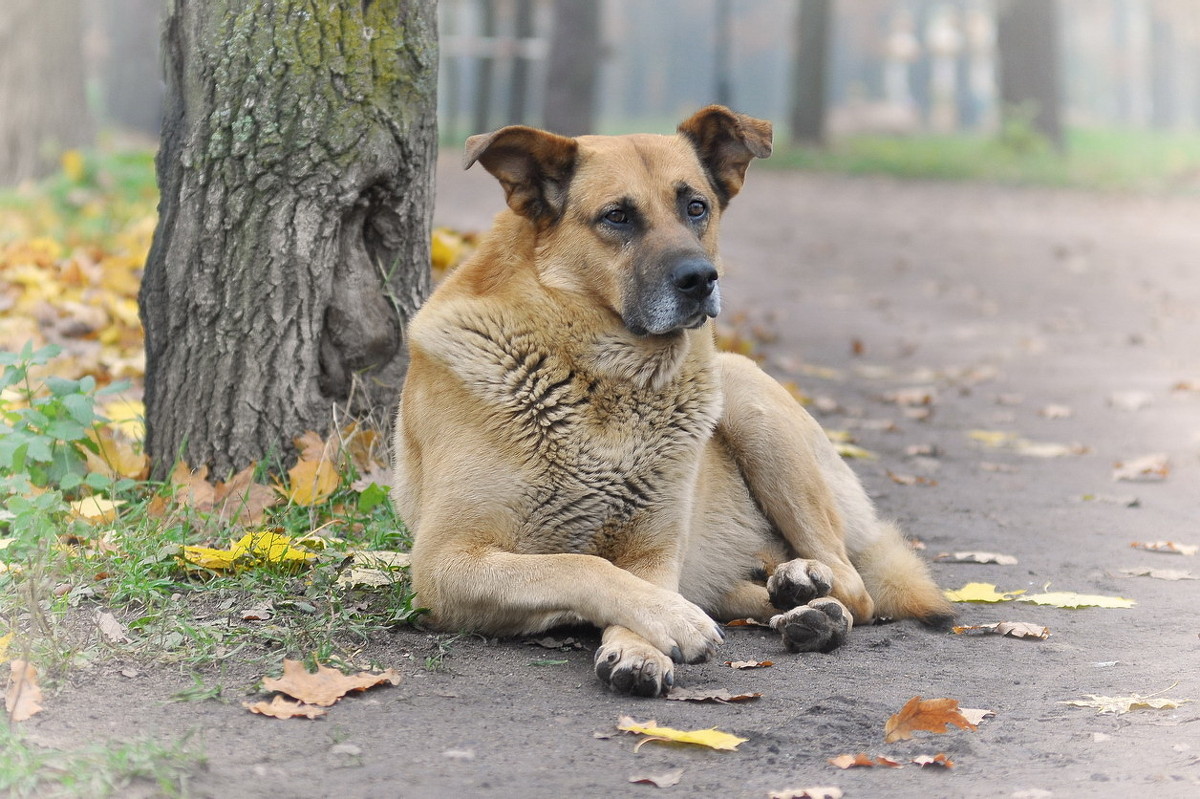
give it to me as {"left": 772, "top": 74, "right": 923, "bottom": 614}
{"left": 953, "top": 621, "right": 1050, "bottom": 639}
{"left": 884, "top": 696, "right": 978, "bottom": 743}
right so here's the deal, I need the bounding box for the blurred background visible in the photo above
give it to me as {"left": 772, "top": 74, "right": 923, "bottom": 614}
{"left": 4, "top": 0, "right": 1200, "bottom": 189}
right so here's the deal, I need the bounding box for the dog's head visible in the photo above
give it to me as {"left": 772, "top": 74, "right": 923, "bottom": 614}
{"left": 464, "top": 106, "right": 772, "bottom": 337}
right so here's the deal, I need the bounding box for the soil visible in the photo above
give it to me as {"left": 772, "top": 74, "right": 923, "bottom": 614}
{"left": 20, "top": 157, "right": 1200, "bottom": 798}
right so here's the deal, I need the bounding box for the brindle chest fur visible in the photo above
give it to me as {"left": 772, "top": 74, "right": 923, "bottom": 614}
{"left": 426, "top": 303, "right": 722, "bottom": 560}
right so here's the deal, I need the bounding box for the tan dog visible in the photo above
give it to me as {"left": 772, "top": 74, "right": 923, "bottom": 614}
{"left": 391, "top": 106, "right": 954, "bottom": 696}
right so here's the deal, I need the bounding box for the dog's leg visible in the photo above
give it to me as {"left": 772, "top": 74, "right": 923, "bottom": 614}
{"left": 715, "top": 353, "right": 954, "bottom": 625}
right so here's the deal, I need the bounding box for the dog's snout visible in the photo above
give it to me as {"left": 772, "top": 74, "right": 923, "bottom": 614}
{"left": 670, "top": 259, "right": 718, "bottom": 299}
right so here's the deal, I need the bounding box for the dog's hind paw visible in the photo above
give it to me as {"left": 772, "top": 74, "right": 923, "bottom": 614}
{"left": 767, "top": 558, "right": 835, "bottom": 610}
{"left": 770, "top": 597, "right": 851, "bottom": 654}
{"left": 594, "top": 638, "right": 674, "bottom": 697}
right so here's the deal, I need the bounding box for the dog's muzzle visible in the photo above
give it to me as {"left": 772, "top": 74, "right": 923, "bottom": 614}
{"left": 672, "top": 257, "right": 721, "bottom": 326}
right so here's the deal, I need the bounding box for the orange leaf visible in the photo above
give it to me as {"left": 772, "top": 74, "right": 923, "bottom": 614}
{"left": 243, "top": 695, "right": 327, "bottom": 720}
{"left": 827, "top": 752, "right": 900, "bottom": 769}
{"left": 261, "top": 659, "right": 400, "bottom": 706}
{"left": 84, "top": 427, "right": 148, "bottom": 480}
{"left": 884, "top": 696, "right": 977, "bottom": 743}
{"left": 912, "top": 753, "right": 955, "bottom": 768}
{"left": 213, "top": 464, "right": 280, "bottom": 526}
{"left": 282, "top": 458, "right": 340, "bottom": 506}
{"left": 294, "top": 430, "right": 338, "bottom": 464}
{"left": 171, "top": 461, "right": 216, "bottom": 511}
{"left": 6, "top": 660, "right": 44, "bottom": 722}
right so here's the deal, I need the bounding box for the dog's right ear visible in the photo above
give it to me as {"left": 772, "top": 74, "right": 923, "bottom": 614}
{"left": 464, "top": 126, "right": 579, "bottom": 223}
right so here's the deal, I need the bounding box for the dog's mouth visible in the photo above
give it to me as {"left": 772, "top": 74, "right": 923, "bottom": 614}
{"left": 625, "top": 295, "right": 720, "bottom": 338}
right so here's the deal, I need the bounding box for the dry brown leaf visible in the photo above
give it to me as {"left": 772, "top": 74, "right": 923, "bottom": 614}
{"left": 883, "top": 696, "right": 977, "bottom": 743}
{"left": 294, "top": 430, "right": 339, "bottom": 464}
{"left": 262, "top": 659, "right": 400, "bottom": 706}
{"left": 6, "top": 660, "right": 44, "bottom": 722}
{"left": 725, "top": 660, "right": 774, "bottom": 669}
{"left": 665, "top": 687, "right": 761, "bottom": 703}
{"left": 1112, "top": 453, "right": 1169, "bottom": 482}
{"left": 724, "top": 618, "right": 771, "bottom": 628}
{"left": 96, "top": 610, "right": 131, "bottom": 643}
{"left": 770, "top": 787, "right": 844, "bottom": 799}
{"left": 959, "top": 707, "right": 997, "bottom": 726}
{"left": 953, "top": 621, "right": 1049, "bottom": 640}
{"left": 827, "top": 753, "right": 902, "bottom": 769}
{"left": 911, "top": 753, "right": 955, "bottom": 768}
{"left": 1130, "top": 540, "right": 1198, "bottom": 556}
{"left": 171, "top": 461, "right": 216, "bottom": 510}
{"left": 212, "top": 464, "right": 280, "bottom": 526}
{"left": 628, "top": 768, "right": 684, "bottom": 788}
{"left": 935, "top": 551, "right": 1018, "bottom": 565}
{"left": 84, "top": 427, "right": 149, "bottom": 480}
{"left": 243, "top": 695, "right": 327, "bottom": 719}
{"left": 1119, "top": 567, "right": 1197, "bottom": 581}
{"left": 884, "top": 387, "right": 937, "bottom": 406}
{"left": 887, "top": 470, "right": 938, "bottom": 487}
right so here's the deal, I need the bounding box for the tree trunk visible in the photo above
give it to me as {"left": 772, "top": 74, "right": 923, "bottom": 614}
{"left": 0, "top": 0, "right": 93, "bottom": 184}
{"left": 995, "top": 0, "right": 1063, "bottom": 149}
{"left": 543, "top": 0, "right": 600, "bottom": 137}
{"left": 789, "top": 0, "right": 832, "bottom": 146}
{"left": 140, "top": 0, "right": 437, "bottom": 478}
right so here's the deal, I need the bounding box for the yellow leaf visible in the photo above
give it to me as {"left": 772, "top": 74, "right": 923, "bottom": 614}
{"left": 282, "top": 458, "right": 340, "bottom": 506}
{"left": 84, "top": 428, "right": 148, "bottom": 480}
{"left": 60, "top": 149, "right": 86, "bottom": 182}
{"left": 617, "top": 715, "right": 747, "bottom": 751}
{"left": 100, "top": 398, "right": 146, "bottom": 440}
{"left": 943, "top": 582, "right": 1025, "bottom": 603}
{"left": 431, "top": 227, "right": 467, "bottom": 273}
{"left": 231, "top": 531, "right": 316, "bottom": 566}
{"left": 69, "top": 496, "right": 124, "bottom": 524}
{"left": 968, "top": 429, "right": 1017, "bottom": 447}
{"left": 835, "top": 442, "right": 878, "bottom": 460}
{"left": 0, "top": 632, "right": 12, "bottom": 665}
{"left": 181, "top": 545, "right": 243, "bottom": 571}
{"left": 1017, "top": 591, "right": 1134, "bottom": 609}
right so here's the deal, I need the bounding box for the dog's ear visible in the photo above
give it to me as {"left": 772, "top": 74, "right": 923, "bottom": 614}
{"left": 464, "top": 126, "right": 579, "bottom": 223}
{"left": 677, "top": 106, "right": 773, "bottom": 207}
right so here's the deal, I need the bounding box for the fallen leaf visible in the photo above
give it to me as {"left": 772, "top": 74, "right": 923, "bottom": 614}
{"left": 1017, "top": 591, "right": 1134, "bottom": 609}
{"left": 335, "top": 550, "right": 411, "bottom": 588}
{"left": 84, "top": 427, "right": 148, "bottom": 480}
{"left": 1013, "top": 439, "right": 1088, "bottom": 458}
{"left": 724, "top": 618, "right": 771, "bottom": 628}
{"left": 96, "top": 610, "right": 131, "bottom": 643}
{"left": 617, "top": 716, "right": 747, "bottom": 751}
{"left": 935, "top": 551, "right": 1018, "bottom": 565}
{"left": 884, "top": 387, "right": 937, "bottom": 406}
{"left": 911, "top": 753, "right": 955, "bottom": 768}
{"left": 282, "top": 457, "right": 341, "bottom": 505}
{"left": 181, "top": 531, "right": 317, "bottom": 572}
{"left": 6, "top": 660, "right": 44, "bottom": 722}
{"left": 769, "top": 787, "right": 843, "bottom": 799}
{"left": 243, "top": 695, "right": 327, "bottom": 719}
{"left": 0, "top": 632, "right": 11, "bottom": 664}
{"left": 294, "top": 430, "right": 338, "bottom": 464}
{"left": 69, "top": 496, "right": 124, "bottom": 524}
{"left": 1112, "top": 453, "right": 1169, "bottom": 482}
{"left": 827, "top": 753, "right": 902, "bottom": 769}
{"left": 952, "top": 622, "right": 1049, "bottom": 640}
{"left": 1130, "top": 540, "right": 1197, "bottom": 556}
{"left": 261, "top": 659, "right": 400, "bottom": 706}
{"left": 1061, "top": 693, "right": 1191, "bottom": 715}
{"left": 1039, "top": 404, "right": 1073, "bottom": 419}
{"left": 1108, "top": 391, "right": 1153, "bottom": 412}
{"left": 1077, "top": 493, "right": 1139, "bottom": 507}
{"left": 968, "top": 429, "right": 1017, "bottom": 447}
{"left": 834, "top": 442, "right": 878, "bottom": 460}
{"left": 171, "top": 461, "right": 216, "bottom": 510}
{"left": 212, "top": 464, "right": 280, "bottom": 526}
{"left": 943, "top": 582, "right": 1025, "bottom": 603}
{"left": 958, "top": 707, "right": 997, "bottom": 726}
{"left": 628, "top": 768, "right": 684, "bottom": 788}
{"left": 1119, "top": 567, "right": 1197, "bottom": 581}
{"left": 886, "top": 471, "right": 937, "bottom": 487}
{"left": 666, "top": 687, "right": 761, "bottom": 703}
{"left": 725, "top": 660, "right": 774, "bottom": 669}
{"left": 883, "top": 696, "right": 977, "bottom": 743}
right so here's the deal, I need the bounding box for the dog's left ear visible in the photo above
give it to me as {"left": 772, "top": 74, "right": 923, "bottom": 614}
{"left": 677, "top": 106, "right": 773, "bottom": 207}
{"left": 464, "top": 126, "right": 579, "bottom": 224}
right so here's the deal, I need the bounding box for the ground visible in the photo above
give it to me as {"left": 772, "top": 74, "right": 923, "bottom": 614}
{"left": 19, "top": 158, "right": 1200, "bottom": 798}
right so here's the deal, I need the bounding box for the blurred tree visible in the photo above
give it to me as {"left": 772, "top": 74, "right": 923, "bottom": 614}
{"left": 93, "top": 0, "right": 164, "bottom": 135}
{"left": 995, "top": 0, "right": 1063, "bottom": 149}
{"left": 140, "top": 0, "right": 437, "bottom": 477}
{"left": 507, "top": 0, "right": 536, "bottom": 124}
{"left": 544, "top": 0, "right": 600, "bottom": 136}
{"left": 472, "top": 0, "right": 498, "bottom": 133}
{"left": 789, "top": 0, "right": 832, "bottom": 145}
{"left": 0, "top": 0, "right": 93, "bottom": 184}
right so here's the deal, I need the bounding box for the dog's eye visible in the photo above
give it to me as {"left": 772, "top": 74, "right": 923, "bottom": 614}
{"left": 687, "top": 200, "right": 708, "bottom": 219}
{"left": 604, "top": 209, "right": 629, "bottom": 225}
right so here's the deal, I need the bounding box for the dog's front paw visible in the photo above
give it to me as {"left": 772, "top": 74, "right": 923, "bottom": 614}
{"left": 594, "top": 632, "right": 675, "bottom": 697}
{"left": 770, "top": 596, "right": 851, "bottom": 653}
{"left": 767, "top": 558, "right": 835, "bottom": 610}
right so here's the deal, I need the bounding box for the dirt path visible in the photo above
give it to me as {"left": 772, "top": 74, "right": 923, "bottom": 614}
{"left": 27, "top": 160, "right": 1200, "bottom": 798}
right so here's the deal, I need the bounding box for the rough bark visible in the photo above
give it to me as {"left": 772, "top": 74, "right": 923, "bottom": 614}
{"left": 543, "top": 0, "right": 599, "bottom": 137}
{"left": 789, "top": 0, "right": 832, "bottom": 146}
{"left": 0, "top": 0, "right": 93, "bottom": 184}
{"left": 995, "top": 0, "right": 1063, "bottom": 149}
{"left": 140, "top": 0, "right": 437, "bottom": 477}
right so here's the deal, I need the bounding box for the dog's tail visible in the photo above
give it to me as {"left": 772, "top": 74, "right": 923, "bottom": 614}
{"left": 852, "top": 521, "right": 956, "bottom": 627}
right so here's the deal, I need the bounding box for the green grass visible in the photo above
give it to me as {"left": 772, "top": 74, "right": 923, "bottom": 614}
{"left": 768, "top": 127, "right": 1200, "bottom": 192}
{"left": 0, "top": 723, "right": 202, "bottom": 799}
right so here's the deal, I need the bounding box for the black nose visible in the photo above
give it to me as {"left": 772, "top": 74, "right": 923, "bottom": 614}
{"left": 670, "top": 258, "right": 718, "bottom": 299}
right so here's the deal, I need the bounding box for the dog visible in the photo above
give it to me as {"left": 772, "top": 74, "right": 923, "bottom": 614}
{"left": 391, "top": 106, "right": 954, "bottom": 696}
